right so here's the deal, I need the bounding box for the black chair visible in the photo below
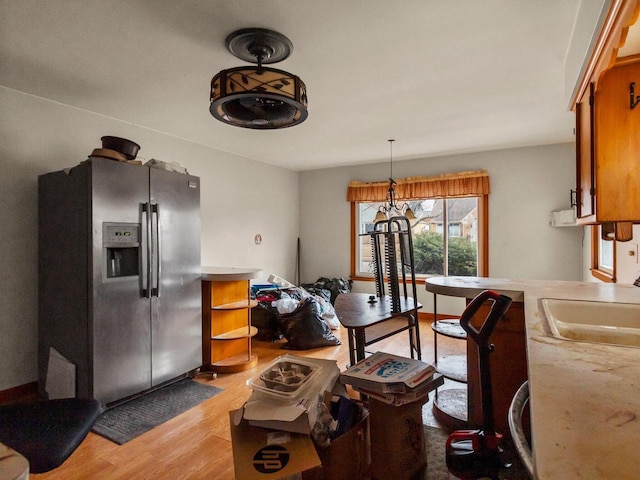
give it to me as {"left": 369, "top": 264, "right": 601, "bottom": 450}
{"left": 0, "top": 398, "right": 103, "bottom": 474}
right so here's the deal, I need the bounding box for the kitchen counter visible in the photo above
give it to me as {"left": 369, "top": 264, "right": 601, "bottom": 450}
{"left": 0, "top": 443, "right": 28, "bottom": 480}
{"left": 426, "top": 276, "right": 640, "bottom": 479}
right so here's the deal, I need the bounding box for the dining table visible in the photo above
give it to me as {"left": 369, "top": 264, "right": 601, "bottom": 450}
{"left": 334, "top": 292, "right": 422, "bottom": 366}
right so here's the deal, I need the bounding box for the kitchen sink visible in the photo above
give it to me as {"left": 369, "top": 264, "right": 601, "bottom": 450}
{"left": 540, "top": 298, "right": 640, "bottom": 348}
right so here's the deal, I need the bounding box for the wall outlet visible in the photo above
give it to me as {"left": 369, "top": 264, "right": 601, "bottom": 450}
{"left": 628, "top": 243, "right": 638, "bottom": 264}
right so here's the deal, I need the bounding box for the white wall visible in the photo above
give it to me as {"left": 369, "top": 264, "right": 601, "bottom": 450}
{"left": 564, "top": 0, "right": 611, "bottom": 107}
{"left": 0, "top": 86, "right": 586, "bottom": 391}
{"left": 616, "top": 225, "right": 640, "bottom": 283}
{"left": 299, "top": 143, "right": 583, "bottom": 315}
{"left": 0, "top": 87, "right": 299, "bottom": 391}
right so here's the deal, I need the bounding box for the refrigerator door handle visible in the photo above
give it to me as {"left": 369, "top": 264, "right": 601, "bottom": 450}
{"left": 151, "top": 203, "right": 160, "bottom": 297}
{"left": 141, "top": 202, "right": 152, "bottom": 298}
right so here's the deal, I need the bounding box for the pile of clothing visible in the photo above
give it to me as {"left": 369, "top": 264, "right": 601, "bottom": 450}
{"left": 253, "top": 277, "right": 352, "bottom": 350}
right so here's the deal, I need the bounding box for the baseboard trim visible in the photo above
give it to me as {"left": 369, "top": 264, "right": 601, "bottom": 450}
{"left": 0, "top": 381, "right": 37, "bottom": 406}
{"left": 0, "top": 318, "right": 455, "bottom": 406}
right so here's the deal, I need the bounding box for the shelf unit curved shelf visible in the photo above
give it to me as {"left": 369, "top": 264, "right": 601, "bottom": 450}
{"left": 212, "top": 299, "right": 259, "bottom": 311}
{"left": 430, "top": 318, "right": 469, "bottom": 429}
{"left": 431, "top": 320, "right": 468, "bottom": 383}
{"left": 201, "top": 267, "right": 262, "bottom": 374}
{"left": 212, "top": 326, "right": 258, "bottom": 341}
{"left": 427, "top": 284, "right": 470, "bottom": 430}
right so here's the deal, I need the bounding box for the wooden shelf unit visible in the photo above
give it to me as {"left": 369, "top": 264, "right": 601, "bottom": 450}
{"left": 201, "top": 267, "right": 261, "bottom": 374}
{"left": 426, "top": 277, "right": 528, "bottom": 438}
{"left": 430, "top": 302, "right": 469, "bottom": 430}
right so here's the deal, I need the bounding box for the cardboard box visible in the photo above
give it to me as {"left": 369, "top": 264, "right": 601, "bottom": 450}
{"left": 369, "top": 397, "right": 427, "bottom": 480}
{"left": 352, "top": 373, "right": 443, "bottom": 406}
{"left": 230, "top": 396, "right": 370, "bottom": 480}
{"left": 340, "top": 351, "right": 436, "bottom": 394}
{"left": 314, "top": 409, "right": 370, "bottom": 480}
{"left": 229, "top": 408, "right": 321, "bottom": 479}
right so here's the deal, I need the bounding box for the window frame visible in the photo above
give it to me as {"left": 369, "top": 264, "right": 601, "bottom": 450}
{"left": 590, "top": 224, "right": 616, "bottom": 283}
{"left": 350, "top": 194, "right": 489, "bottom": 283}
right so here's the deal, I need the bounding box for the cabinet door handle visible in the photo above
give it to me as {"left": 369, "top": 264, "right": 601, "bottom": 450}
{"left": 630, "top": 82, "right": 640, "bottom": 109}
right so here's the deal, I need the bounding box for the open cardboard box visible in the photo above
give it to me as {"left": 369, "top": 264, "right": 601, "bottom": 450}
{"left": 229, "top": 408, "right": 322, "bottom": 479}
{"left": 314, "top": 403, "right": 370, "bottom": 480}
{"left": 230, "top": 397, "right": 370, "bottom": 480}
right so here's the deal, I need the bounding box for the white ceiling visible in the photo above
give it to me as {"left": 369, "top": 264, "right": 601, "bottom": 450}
{"left": 1, "top": 0, "right": 586, "bottom": 171}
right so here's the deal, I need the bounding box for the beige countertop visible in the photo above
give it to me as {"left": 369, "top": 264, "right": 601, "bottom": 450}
{"left": 426, "top": 276, "right": 640, "bottom": 479}
{"left": 0, "top": 443, "right": 29, "bottom": 480}
{"left": 201, "top": 266, "right": 262, "bottom": 282}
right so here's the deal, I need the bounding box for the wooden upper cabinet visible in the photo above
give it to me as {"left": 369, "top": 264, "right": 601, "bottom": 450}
{"left": 593, "top": 59, "right": 640, "bottom": 222}
{"left": 575, "top": 82, "right": 595, "bottom": 219}
{"left": 573, "top": 0, "right": 640, "bottom": 224}
{"left": 578, "top": 60, "right": 640, "bottom": 223}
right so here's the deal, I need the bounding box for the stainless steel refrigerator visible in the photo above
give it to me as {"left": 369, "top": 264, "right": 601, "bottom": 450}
{"left": 38, "top": 157, "right": 201, "bottom": 406}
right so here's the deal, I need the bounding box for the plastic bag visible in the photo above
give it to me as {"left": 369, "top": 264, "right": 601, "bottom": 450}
{"left": 301, "top": 277, "right": 353, "bottom": 305}
{"left": 312, "top": 293, "right": 340, "bottom": 329}
{"left": 273, "top": 292, "right": 300, "bottom": 314}
{"left": 277, "top": 298, "right": 341, "bottom": 350}
{"left": 286, "top": 286, "right": 339, "bottom": 329}
{"left": 252, "top": 303, "right": 283, "bottom": 342}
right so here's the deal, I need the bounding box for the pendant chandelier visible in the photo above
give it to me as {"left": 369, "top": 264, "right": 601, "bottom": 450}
{"left": 374, "top": 139, "right": 416, "bottom": 222}
{"left": 210, "top": 28, "right": 308, "bottom": 129}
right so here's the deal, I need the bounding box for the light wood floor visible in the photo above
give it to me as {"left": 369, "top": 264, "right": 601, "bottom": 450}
{"left": 33, "top": 321, "right": 464, "bottom": 480}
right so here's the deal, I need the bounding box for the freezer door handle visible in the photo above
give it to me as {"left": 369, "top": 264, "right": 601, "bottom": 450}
{"left": 142, "top": 202, "right": 152, "bottom": 298}
{"left": 151, "top": 203, "right": 160, "bottom": 297}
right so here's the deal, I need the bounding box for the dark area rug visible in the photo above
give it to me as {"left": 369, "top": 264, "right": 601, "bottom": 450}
{"left": 92, "top": 378, "right": 222, "bottom": 445}
{"left": 422, "top": 426, "right": 530, "bottom": 480}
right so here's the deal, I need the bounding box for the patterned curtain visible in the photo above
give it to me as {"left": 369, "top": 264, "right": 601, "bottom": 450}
{"left": 346, "top": 170, "right": 490, "bottom": 202}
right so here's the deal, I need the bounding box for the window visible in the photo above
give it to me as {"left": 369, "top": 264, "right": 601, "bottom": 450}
{"left": 591, "top": 224, "right": 616, "bottom": 282}
{"left": 348, "top": 170, "right": 490, "bottom": 282}
{"left": 599, "top": 236, "right": 614, "bottom": 271}
{"left": 352, "top": 196, "right": 487, "bottom": 280}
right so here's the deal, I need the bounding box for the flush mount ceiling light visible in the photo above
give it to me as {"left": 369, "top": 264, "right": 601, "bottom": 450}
{"left": 374, "top": 139, "right": 417, "bottom": 222}
{"left": 210, "top": 28, "right": 308, "bottom": 129}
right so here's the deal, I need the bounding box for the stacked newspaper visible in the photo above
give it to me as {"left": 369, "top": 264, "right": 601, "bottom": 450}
{"left": 340, "top": 351, "right": 442, "bottom": 406}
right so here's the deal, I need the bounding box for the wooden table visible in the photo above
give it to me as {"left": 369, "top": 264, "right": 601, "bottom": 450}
{"left": 334, "top": 292, "right": 422, "bottom": 366}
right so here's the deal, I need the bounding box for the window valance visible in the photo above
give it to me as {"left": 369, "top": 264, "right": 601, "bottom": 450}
{"left": 346, "top": 170, "right": 490, "bottom": 202}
